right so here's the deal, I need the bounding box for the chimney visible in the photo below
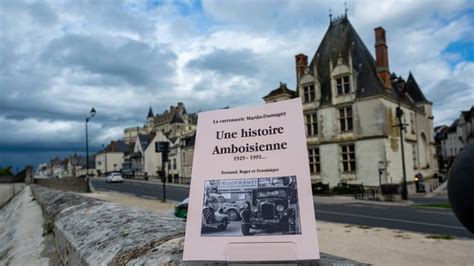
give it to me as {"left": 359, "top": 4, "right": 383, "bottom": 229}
{"left": 295, "top": 53, "right": 308, "bottom": 86}
{"left": 374, "top": 27, "right": 391, "bottom": 89}
{"left": 177, "top": 102, "right": 184, "bottom": 113}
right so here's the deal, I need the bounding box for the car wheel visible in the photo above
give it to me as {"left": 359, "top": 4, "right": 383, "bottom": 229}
{"left": 241, "top": 223, "right": 251, "bottom": 235}
{"left": 288, "top": 217, "right": 296, "bottom": 233}
{"left": 218, "top": 218, "right": 228, "bottom": 230}
{"left": 227, "top": 209, "right": 239, "bottom": 221}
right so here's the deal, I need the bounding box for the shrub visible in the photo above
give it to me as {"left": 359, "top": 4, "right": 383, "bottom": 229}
{"left": 332, "top": 183, "right": 364, "bottom": 195}
{"left": 312, "top": 182, "right": 330, "bottom": 194}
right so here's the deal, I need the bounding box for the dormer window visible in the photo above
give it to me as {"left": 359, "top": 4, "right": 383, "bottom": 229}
{"left": 336, "top": 76, "right": 350, "bottom": 95}
{"left": 303, "top": 84, "right": 315, "bottom": 103}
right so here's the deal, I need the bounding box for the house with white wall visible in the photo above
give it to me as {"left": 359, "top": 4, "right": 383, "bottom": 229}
{"left": 263, "top": 15, "right": 437, "bottom": 187}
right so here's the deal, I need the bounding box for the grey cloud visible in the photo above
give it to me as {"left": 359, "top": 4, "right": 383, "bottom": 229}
{"left": 42, "top": 34, "right": 177, "bottom": 87}
{"left": 202, "top": 0, "right": 330, "bottom": 31}
{"left": 187, "top": 48, "right": 259, "bottom": 76}
{"left": 63, "top": 0, "right": 155, "bottom": 37}
{"left": 426, "top": 78, "right": 474, "bottom": 125}
{"left": 28, "top": 1, "right": 58, "bottom": 25}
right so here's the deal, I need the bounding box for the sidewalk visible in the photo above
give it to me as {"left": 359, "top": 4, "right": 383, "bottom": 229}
{"left": 83, "top": 190, "right": 473, "bottom": 265}
{"left": 94, "top": 177, "right": 449, "bottom": 207}
{"left": 92, "top": 176, "right": 191, "bottom": 189}
{"left": 314, "top": 195, "right": 415, "bottom": 206}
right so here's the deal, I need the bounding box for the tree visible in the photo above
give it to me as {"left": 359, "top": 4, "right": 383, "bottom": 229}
{"left": 0, "top": 166, "right": 14, "bottom": 176}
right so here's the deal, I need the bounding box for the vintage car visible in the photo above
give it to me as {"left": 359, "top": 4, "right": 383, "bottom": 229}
{"left": 201, "top": 206, "right": 229, "bottom": 232}
{"left": 240, "top": 187, "right": 297, "bottom": 235}
{"left": 208, "top": 193, "right": 242, "bottom": 221}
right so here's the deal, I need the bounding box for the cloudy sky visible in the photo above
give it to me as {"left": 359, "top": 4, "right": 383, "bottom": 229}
{"left": 1, "top": 0, "right": 473, "bottom": 170}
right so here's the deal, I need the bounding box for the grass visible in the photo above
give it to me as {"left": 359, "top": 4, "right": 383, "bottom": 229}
{"left": 426, "top": 234, "right": 455, "bottom": 240}
{"left": 394, "top": 234, "right": 411, "bottom": 239}
{"left": 415, "top": 202, "right": 451, "bottom": 209}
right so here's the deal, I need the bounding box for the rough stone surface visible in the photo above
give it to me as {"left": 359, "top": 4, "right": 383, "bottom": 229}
{"left": 30, "top": 185, "right": 366, "bottom": 265}
{"left": 34, "top": 176, "right": 90, "bottom": 193}
{"left": 31, "top": 185, "right": 185, "bottom": 265}
{"left": 0, "top": 187, "right": 50, "bottom": 265}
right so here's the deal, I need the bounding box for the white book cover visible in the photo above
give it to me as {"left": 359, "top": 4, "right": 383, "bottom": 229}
{"left": 183, "top": 98, "right": 320, "bottom": 262}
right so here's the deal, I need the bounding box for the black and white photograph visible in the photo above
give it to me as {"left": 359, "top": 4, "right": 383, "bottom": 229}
{"left": 200, "top": 176, "right": 301, "bottom": 237}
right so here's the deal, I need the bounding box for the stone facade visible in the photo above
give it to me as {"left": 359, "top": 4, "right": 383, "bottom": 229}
{"left": 263, "top": 16, "right": 437, "bottom": 187}
{"left": 121, "top": 103, "right": 198, "bottom": 183}
{"left": 435, "top": 106, "right": 474, "bottom": 168}
{"left": 95, "top": 140, "right": 129, "bottom": 175}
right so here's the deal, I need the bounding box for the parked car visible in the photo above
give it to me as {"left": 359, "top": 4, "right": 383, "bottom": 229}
{"left": 240, "top": 187, "right": 297, "bottom": 235}
{"left": 175, "top": 198, "right": 189, "bottom": 219}
{"left": 208, "top": 193, "right": 242, "bottom": 221}
{"left": 106, "top": 172, "right": 123, "bottom": 183}
{"left": 201, "top": 206, "right": 229, "bottom": 231}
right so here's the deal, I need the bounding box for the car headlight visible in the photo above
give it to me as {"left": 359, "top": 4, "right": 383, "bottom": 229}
{"left": 276, "top": 205, "right": 284, "bottom": 212}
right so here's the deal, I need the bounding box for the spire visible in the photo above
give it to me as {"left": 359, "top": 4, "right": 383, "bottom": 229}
{"left": 344, "top": 1, "right": 348, "bottom": 17}
{"left": 329, "top": 8, "right": 333, "bottom": 22}
{"left": 147, "top": 106, "right": 154, "bottom": 118}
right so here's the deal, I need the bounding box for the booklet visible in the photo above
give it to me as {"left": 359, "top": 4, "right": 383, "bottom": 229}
{"left": 183, "top": 98, "right": 320, "bottom": 262}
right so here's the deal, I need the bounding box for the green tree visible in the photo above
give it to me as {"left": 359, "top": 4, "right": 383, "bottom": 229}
{"left": 0, "top": 166, "right": 14, "bottom": 176}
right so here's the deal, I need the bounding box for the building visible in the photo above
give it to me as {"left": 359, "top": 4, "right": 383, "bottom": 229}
{"left": 49, "top": 157, "right": 68, "bottom": 178}
{"left": 122, "top": 131, "right": 171, "bottom": 180}
{"left": 123, "top": 102, "right": 197, "bottom": 144}
{"left": 95, "top": 140, "right": 129, "bottom": 175}
{"left": 179, "top": 132, "right": 196, "bottom": 184}
{"left": 436, "top": 106, "right": 474, "bottom": 168}
{"left": 121, "top": 102, "right": 198, "bottom": 182}
{"left": 67, "top": 154, "right": 95, "bottom": 177}
{"left": 263, "top": 15, "right": 437, "bottom": 187}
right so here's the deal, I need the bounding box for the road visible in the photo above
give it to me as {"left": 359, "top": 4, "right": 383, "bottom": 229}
{"left": 91, "top": 178, "right": 472, "bottom": 239}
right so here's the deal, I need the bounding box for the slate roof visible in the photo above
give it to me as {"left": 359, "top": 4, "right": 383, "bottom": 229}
{"left": 105, "top": 140, "right": 129, "bottom": 153}
{"left": 263, "top": 82, "right": 296, "bottom": 99}
{"left": 461, "top": 106, "right": 474, "bottom": 121}
{"left": 188, "top": 113, "right": 198, "bottom": 125}
{"left": 308, "top": 16, "right": 387, "bottom": 106}
{"left": 69, "top": 156, "right": 86, "bottom": 167}
{"left": 147, "top": 107, "right": 154, "bottom": 118}
{"left": 406, "top": 73, "right": 429, "bottom": 103}
{"left": 181, "top": 132, "right": 196, "bottom": 147}
{"left": 137, "top": 134, "right": 151, "bottom": 150}
{"left": 447, "top": 119, "right": 460, "bottom": 133}
{"left": 170, "top": 111, "right": 185, "bottom": 124}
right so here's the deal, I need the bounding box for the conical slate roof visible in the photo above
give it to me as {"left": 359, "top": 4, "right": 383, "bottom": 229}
{"left": 406, "top": 72, "right": 429, "bottom": 103}
{"left": 308, "top": 16, "right": 387, "bottom": 106}
{"left": 147, "top": 106, "right": 154, "bottom": 118}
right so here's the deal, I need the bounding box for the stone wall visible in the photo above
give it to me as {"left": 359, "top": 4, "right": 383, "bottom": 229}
{"left": 29, "top": 185, "right": 365, "bottom": 265}
{"left": 0, "top": 183, "right": 26, "bottom": 207}
{"left": 34, "top": 176, "right": 90, "bottom": 193}
{"left": 30, "top": 185, "right": 186, "bottom": 265}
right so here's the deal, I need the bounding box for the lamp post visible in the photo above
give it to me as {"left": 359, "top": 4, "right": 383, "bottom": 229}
{"left": 86, "top": 108, "right": 96, "bottom": 177}
{"left": 391, "top": 74, "right": 409, "bottom": 200}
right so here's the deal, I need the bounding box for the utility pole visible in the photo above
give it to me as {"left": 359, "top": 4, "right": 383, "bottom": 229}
{"left": 391, "top": 74, "right": 409, "bottom": 200}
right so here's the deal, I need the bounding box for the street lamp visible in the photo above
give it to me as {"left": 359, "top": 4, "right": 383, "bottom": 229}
{"left": 391, "top": 74, "right": 409, "bottom": 200}
{"left": 86, "top": 108, "right": 96, "bottom": 177}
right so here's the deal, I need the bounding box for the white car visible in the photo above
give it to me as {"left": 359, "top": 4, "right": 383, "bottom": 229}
{"left": 106, "top": 173, "right": 123, "bottom": 183}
